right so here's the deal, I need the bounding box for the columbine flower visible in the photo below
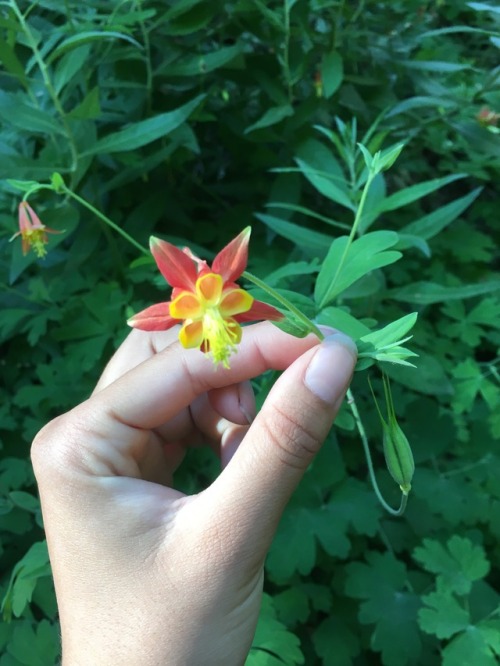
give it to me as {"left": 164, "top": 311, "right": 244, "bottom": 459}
{"left": 476, "top": 106, "right": 500, "bottom": 128}
{"left": 128, "top": 227, "right": 283, "bottom": 368}
{"left": 10, "top": 202, "right": 62, "bottom": 258}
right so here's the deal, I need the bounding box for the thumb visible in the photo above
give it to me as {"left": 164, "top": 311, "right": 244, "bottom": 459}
{"left": 211, "top": 332, "right": 357, "bottom": 545}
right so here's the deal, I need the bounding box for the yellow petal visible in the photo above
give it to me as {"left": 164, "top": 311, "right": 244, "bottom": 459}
{"left": 170, "top": 291, "right": 203, "bottom": 319}
{"left": 179, "top": 320, "right": 204, "bottom": 349}
{"left": 219, "top": 289, "right": 253, "bottom": 317}
{"left": 196, "top": 273, "right": 223, "bottom": 306}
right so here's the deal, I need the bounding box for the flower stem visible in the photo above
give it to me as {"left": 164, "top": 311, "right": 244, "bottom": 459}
{"left": 318, "top": 169, "right": 375, "bottom": 309}
{"left": 347, "top": 388, "right": 408, "bottom": 516}
{"left": 9, "top": 0, "right": 79, "bottom": 177}
{"left": 60, "top": 186, "right": 150, "bottom": 256}
{"left": 242, "top": 270, "right": 324, "bottom": 339}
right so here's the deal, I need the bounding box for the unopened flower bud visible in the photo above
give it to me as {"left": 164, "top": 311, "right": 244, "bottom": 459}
{"left": 382, "top": 420, "right": 414, "bottom": 494}
{"left": 369, "top": 373, "right": 415, "bottom": 495}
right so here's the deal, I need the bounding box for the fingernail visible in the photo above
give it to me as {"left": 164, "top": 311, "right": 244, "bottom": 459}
{"left": 304, "top": 333, "right": 357, "bottom": 404}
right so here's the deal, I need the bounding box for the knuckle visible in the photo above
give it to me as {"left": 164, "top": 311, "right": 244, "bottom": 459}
{"left": 263, "top": 403, "right": 323, "bottom": 470}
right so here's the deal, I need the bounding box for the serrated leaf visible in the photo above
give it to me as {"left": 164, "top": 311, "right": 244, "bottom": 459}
{"left": 443, "top": 622, "right": 500, "bottom": 666}
{"left": 315, "top": 231, "right": 401, "bottom": 308}
{"left": 1, "top": 542, "right": 51, "bottom": 620}
{"left": 414, "top": 536, "right": 490, "bottom": 595}
{"left": 345, "top": 551, "right": 422, "bottom": 666}
{"left": 312, "top": 616, "right": 360, "bottom": 666}
{"left": 418, "top": 590, "right": 470, "bottom": 639}
{"left": 274, "top": 587, "right": 310, "bottom": 626}
{"left": 247, "top": 595, "right": 304, "bottom": 665}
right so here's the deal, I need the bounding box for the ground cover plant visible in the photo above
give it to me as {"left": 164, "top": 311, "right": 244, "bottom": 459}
{"left": 0, "top": 0, "right": 499, "bottom": 664}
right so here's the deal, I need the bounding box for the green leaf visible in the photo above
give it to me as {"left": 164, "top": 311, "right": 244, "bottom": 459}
{"left": 263, "top": 260, "right": 320, "bottom": 287}
{"left": 312, "top": 616, "right": 361, "bottom": 666}
{"left": 83, "top": 94, "right": 205, "bottom": 155}
{"left": 245, "top": 105, "right": 294, "bottom": 133}
{"left": 418, "top": 590, "right": 470, "bottom": 639}
{"left": 54, "top": 45, "right": 92, "bottom": 94}
{"left": 317, "top": 306, "right": 372, "bottom": 340}
{"left": 401, "top": 188, "right": 482, "bottom": 240}
{"left": 0, "top": 91, "right": 65, "bottom": 135}
{"left": 402, "top": 60, "right": 473, "bottom": 72}
{"left": 294, "top": 139, "right": 353, "bottom": 210}
{"left": 391, "top": 280, "right": 500, "bottom": 304}
{"left": 467, "top": 2, "right": 500, "bottom": 13}
{"left": 163, "top": 43, "right": 243, "bottom": 76}
{"left": 267, "top": 478, "right": 380, "bottom": 582}
{"left": 0, "top": 39, "right": 29, "bottom": 89}
{"left": 247, "top": 594, "right": 304, "bottom": 666}
{"left": 359, "top": 313, "right": 418, "bottom": 350}
{"left": 345, "top": 551, "right": 422, "bottom": 666}
{"left": 67, "top": 86, "right": 101, "bottom": 120}
{"left": 254, "top": 213, "right": 332, "bottom": 254}
{"left": 373, "top": 174, "right": 467, "bottom": 215}
{"left": 47, "top": 30, "right": 142, "bottom": 63}
{"left": 321, "top": 50, "right": 343, "bottom": 98}
{"left": 273, "top": 587, "right": 310, "bottom": 626}
{"left": 265, "top": 202, "right": 350, "bottom": 231}
{"left": 1, "top": 542, "right": 51, "bottom": 620}
{"left": 414, "top": 536, "right": 490, "bottom": 595}
{"left": 6, "top": 619, "right": 60, "bottom": 666}
{"left": 443, "top": 622, "right": 500, "bottom": 666}
{"left": 315, "top": 231, "right": 401, "bottom": 308}
{"left": 384, "top": 351, "right": 453, "bottom": 395}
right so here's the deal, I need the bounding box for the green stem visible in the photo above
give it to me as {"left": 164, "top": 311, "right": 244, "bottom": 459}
{"left": 318, "top": 169, "right": 375, "bottom": 309}
{"left": 242, "top": 270, "right": 324, "bottom": 339}
{"left": 283, "top": 0, "right": 293, "bottom": 102}
{"left": 347, "top": 388, "right": 408, "bottom": 516}
{"left": 9, "top": 0, "right": 79, "bottom": 176}
{"left": 60, "top": 186, "right": 150, "bottom": 256}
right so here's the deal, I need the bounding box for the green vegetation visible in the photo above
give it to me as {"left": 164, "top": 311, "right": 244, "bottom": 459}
{"left": 1, "top": 1, "right": 499, "bottom": 663}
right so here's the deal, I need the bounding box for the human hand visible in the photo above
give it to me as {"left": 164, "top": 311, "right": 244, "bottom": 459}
{"left": 32, "top": 322, "right": 357, "bottom": 666}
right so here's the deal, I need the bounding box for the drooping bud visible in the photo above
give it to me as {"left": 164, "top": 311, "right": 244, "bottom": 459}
{"left": 382, "top": 416, "right": 414, "bottom": 495}
{"left": 369, "top": 374, "right": 415, "bottom": 495}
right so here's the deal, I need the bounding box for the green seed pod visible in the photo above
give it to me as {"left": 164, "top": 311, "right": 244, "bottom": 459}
{"left": 382, "top": 420, "right": 415, "bottom": 495}
{"left": 369, "top": 373, "right": 415, "bottom": 495}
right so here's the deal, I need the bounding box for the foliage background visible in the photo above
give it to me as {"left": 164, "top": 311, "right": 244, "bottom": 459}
{"left": 0, "top": 0, "right": 499, "bottom": 664}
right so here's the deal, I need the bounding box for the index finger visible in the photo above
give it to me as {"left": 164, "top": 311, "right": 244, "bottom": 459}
{"left": 35, "top": 323, "right": 323, "bottom": 476}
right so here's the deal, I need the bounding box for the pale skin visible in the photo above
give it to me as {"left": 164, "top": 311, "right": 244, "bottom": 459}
{"left": 31, "top": 322, "right": 357, "bottom": 666}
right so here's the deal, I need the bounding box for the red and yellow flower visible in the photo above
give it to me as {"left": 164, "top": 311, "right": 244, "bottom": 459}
{"left": 128, "top": 227, "right": 283, "bottom": 367}
{"left": 10, "top": 202, "right": 62, "bottom": 258}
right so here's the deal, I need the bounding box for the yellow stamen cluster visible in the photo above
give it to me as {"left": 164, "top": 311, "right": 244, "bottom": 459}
{"left": 170, "top": 272, "right": 253, "bottom": 368}
{"left": 201, "top": 309, "right": 241, "bottom": 368}
{"left": 23, "top": 229, "right": 48, "bottom": 258}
